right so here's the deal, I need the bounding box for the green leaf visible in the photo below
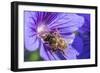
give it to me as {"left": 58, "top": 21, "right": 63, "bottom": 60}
{"left": 28, "top": 50, "right": 40, "bottom": 61}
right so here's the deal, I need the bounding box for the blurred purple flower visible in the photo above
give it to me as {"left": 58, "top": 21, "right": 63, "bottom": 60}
{"left": 24, "top": 11, "right": 84, "bottom": 60}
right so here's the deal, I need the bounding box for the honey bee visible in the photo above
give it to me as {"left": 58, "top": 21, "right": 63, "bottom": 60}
{"left": 42, "top": 31, "right": 67, "bottom": 53}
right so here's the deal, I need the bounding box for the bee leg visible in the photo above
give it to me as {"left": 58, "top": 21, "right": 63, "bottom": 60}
{"left": 62, "top": 50, "right": 65, "bottom": 55}
{"left": 51, "top": 48, "right": 57, "bottom": 53}
{"left": 59, "top": 50, "right": 66, "bottom": 56}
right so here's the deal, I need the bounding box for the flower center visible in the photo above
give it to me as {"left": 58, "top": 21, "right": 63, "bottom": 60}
{"left": 37, "top": 24, "right": 49, "bottom": 37}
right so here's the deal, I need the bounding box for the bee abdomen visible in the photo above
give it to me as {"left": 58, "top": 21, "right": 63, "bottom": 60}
{"left": 58, "top": 39, "right": 67, "bottom": 50}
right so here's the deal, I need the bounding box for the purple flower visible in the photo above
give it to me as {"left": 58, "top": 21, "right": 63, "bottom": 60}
{"left": 24, "top": 11, "right": 84, "bottom": 60}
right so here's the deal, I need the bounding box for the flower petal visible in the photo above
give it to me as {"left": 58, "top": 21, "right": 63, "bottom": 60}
{"left": 64, "top": 45, "right": 79, "bottom": 60}
{"left": 72, "top": 35, "right": 84, "bottom": 54}
{"left": 25, "top": 11, "right": 38, "bottom": 28}
{"left": 24, "top": 11, "right": 40, "bottom": 51}
{"left": 40, "top": 43, "right": 51, "bottom": 60}
{"left": 36, "top": 12, "right": 58, "bottom": 26}
{"left": 48, "top": 14, "right": 84, "bottom": 33}
{"left": 62, "top": 33, "right": 76, "bottom": 44}
{"left": 25, "top": 35, "right": 40, "bottom": 51}
{"left": 40, "top": 43, "right": 60, "bottom": 60}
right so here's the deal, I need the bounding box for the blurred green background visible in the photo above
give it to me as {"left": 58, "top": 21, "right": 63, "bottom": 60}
{"left": 24, "top": 48, "right": 43, "bottom": 61}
